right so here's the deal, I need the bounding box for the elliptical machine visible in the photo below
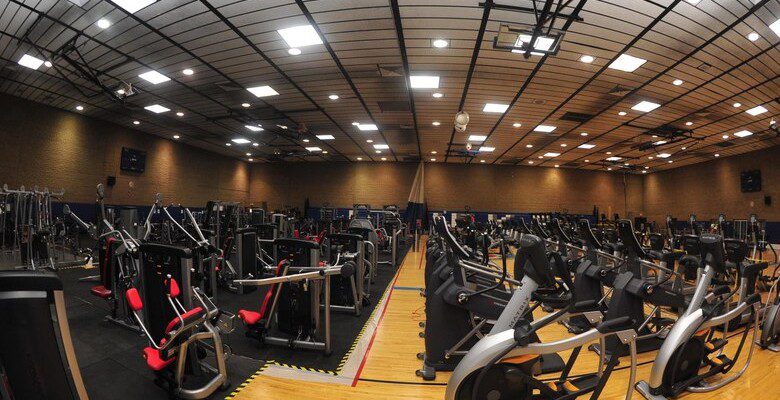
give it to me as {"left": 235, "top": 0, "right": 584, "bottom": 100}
{"left": 635, "top": 233, "right": 765, "bottom": 400}
{"left": 758, "top": 245, "right": 780, "bottom": 351}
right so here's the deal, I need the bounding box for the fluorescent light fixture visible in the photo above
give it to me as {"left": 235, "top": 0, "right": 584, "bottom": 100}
{"left": 373, "top": 144, "right": 389, "bottom": 150}
{"left": 579, "top": 55, "right": 594, "bottom": 63}
{"left": 747, "top": 32, "right": 760, "bottom": 41}
{"left": 232, "top": 138, "right": 251, "bottom": 144}
{"left": 543, "top": 152, "right": 560, "bottom": 157}
{"left": 632, "top": 101, "right": 661, "bottom": 112}
{"left": 479, "top": 146, "right": 495, "bottom": 152}
{"left": 288, "top": 48, "right": 302, "bottom": 55}
{"left": 316, "top": 134, "right": 335, "bottom": 140}
{"left": 138, "top": 70, "right": 170, "bottom": 85}
{"left": 18, "top": 54, "right": 44, "bottom": 70}
{"left": 245, "top": 125, "right": 263, "bottom": 132}
{"left": 305, "top": 146, "right": 322, "bottom": 152}
{"left": 770, "top": 18, "right": 780, "bottom": 38}
{"left": 733, "top": 130, "right": 753, "bottom": 138}
{"left": 110, "top": 0, "right": 156, "bottom": 14}
{"left": 144, "top": 104, "right": 170, "bottom": 113}
{"left": 577, "top": 143, "right": 595, "bottom": 149}
{"left": 606, "top": 156, "right": 622, "bottom": 161}
{"left": 745, "top": 105, "right": 767, "bottom": 116}
{"left": 608, "top": 54, "right": 647, "bottom": 72}
{"left": 468, "top": 135, "right": 487, "bottom": 142}
{"left": 328, "top": 94, "right": 339, "bottom": 100}
{"left": 410, "top": 75, "right": 440, "bottom": 89}
{"left": 182, "top": 68, "right": 194, "bottom": 75}
{"left": 534, "top": 125, "right": 556, "bottom": 133}
{"left": 246, "top": 85, "right": 279, "bottom": 97}
{"left": 483, "top": 103, "right": 509, "bottom": 113}
{"left": 277, "top": 25, "right": 322, "bottom": 48}
{"left": 657, "top": 153, "right": 671, "bottom": 158}
{"left": 97, "top": 19, "right": 111, "bottom": 29}
{"left": 432, "top": 39, "right": 449, "bottom": 48}
{"left": 358, "top": 124, "right": 378, "bottom": 131}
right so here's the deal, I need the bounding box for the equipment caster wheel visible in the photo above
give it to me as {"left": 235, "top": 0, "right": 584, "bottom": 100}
{"left": 416, "top": 352, "right": 425, "bottom": 360}
{"left": 419, "top": 331, "right": 425, "bottom": 338}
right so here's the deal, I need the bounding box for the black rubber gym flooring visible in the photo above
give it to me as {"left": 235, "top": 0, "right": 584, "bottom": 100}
{"left": 58, "top": 242, "right": 409, "bottom": 399}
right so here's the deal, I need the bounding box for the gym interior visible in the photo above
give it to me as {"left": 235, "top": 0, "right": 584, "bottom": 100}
{"left": 1, "top": 0, "right": 779, "bottom": 399}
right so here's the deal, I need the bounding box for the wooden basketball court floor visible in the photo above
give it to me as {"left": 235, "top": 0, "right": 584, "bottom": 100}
{"left": 232, "top": 238, "right": 780, "bottom": 399}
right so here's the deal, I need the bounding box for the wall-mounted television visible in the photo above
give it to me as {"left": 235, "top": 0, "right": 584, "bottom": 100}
{"left": 740, "top": 169, "right": 761, "bottom": 192}
{"left": 120, "top": 147, "right": 146, "bottom": 173}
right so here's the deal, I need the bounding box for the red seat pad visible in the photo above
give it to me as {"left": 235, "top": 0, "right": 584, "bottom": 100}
{"left": 238, "top": 310, "right": 262, "bottom": 326}
{"left": 164, "top": 307, "right": 205, "bottom": 334}
{"left": 90, "top": 285, "right": 112, "bottom": 299}
{"left": 143, "top": 347, "right": 175, "bottom": 371}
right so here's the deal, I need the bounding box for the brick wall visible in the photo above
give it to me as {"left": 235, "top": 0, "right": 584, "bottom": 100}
{"left": 0, "top": 94, "right": 249, "bottom": 207}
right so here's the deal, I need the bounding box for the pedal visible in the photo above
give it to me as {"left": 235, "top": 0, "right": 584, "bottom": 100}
{"left": 706, "top": 354, "right": 732, "bottom": 369}
{"left": 704, "top": 338, "right": 727, "bottom": 354}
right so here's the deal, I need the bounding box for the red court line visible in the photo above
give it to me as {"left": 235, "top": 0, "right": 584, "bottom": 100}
{"left": 351, "top": 260, "right": 406, "bottom": 386}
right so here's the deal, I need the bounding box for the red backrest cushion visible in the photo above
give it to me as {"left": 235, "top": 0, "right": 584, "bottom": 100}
{"left": 166, "top": 278, "right": 181, "bottom": 298}
{"left": 126, "top": 288, "right": 143, "bottom": 311}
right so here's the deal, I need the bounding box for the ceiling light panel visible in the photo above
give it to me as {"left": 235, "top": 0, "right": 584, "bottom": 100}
{"left": 144, "top": 104, "right": 170, "bottom": 113}
{"left": 631, "top": 101, "right": 661, "bottom": 112}
{"left": 543, "top": 152, "right": 560, "bottom": 157}
{"left": 479, "top": 146, "right": 495, "bottom": 152}
{"left": 358, "top": 124, "right": 378, "bottom": 131}
{"left": 247, "top": 85, "right": 279, "bottom": 97}
{"left": 277, "top": 25, "right": 322, "bottom": 47}
{"left": 745, "top": 105, "right": 767, "bottom": 116}
{"left": 110, "top": 0, "right": 156, "bottom": 14}
{"left": 608, "top": 54, "right": 647, "bottom": 72}
{"left": 138, "top": 70, "right": 170, "bottom": 84}
{"left": 468, "top": 135, "right": 487, "bottom": 142}
{"left": 373, "top": 144, "right": 390, "bottom": 149}
{"left": 410, "top": 75, "right": 440, "bottom": 89}
{"left": 17, "top": 54, "right": 44, "bottom": 70}
{"left": 245, "top": 125, "right": 263, "bottom": 132}
{"left": 534, "top": 125, "right": 556, "bottom": 133}
{"left": 483, "top": 103, "right": 509, "bottom": 113}
{"left": 316, "top": 134, "right": 335, "bottom": 140}
{"left": 577, "top": 144, "right": 595, "bottom": 149}
{"left": 733, "top": 130, "right": 753, "bottom": 138}
{"left": 232, "top": 138, "right": 251, "bottom": 144}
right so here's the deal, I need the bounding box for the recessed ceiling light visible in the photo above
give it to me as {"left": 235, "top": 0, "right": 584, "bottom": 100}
{"left": 358, "top": 124, "right": 378, "bottom": 131}
{"left": 554, "top": 164, "right": 559, "bottom": 168}
{"left": 277, "top": 125, "right": 288, "bottom": 129}
{"left": 526, "top": 144, "right": 533, "bottom": 148}
{"left": 144, "top": 104, "right": 169, "bottom": 113}
{"left": 225, "top": 143, "right": 231, "bottom": 146}
{"left": 734, "top": 130, "right": 753, "bottom": 138}
{"left": 352, "top": 122, "right": 360, "bottom": 126}
{"left": 316, "top": 134, "right": 335, "bottom": 140}
{"left": 579, "top": 55, "right": 594, "bottom": 63}
{"left": 97, "top": 19, "right": 111, "bottom": 29}
{"left": 242, "top": 103, "right": 251, "bottom": 108}
{"left": 654, "top": 140, "right": 667, "bottom": 145}
{"left": 75, "top": 105, "right": 84, "bottom": 111}
{"left": 432, "top": 39, "right": 449, "bottom": 48}
{"left": 681, "top": 147, "right": 687, "bottom": 150}
{"left": 410, "top": 75, "right": 440, "bottom": 89}
{"left": 480, "top": 160, "right": 485, "bottom": 163}
{"left": 232, "top": 138, "right": 251, "bottom": 144}
{"left": 607, "top": 167, "right": 613, "bottom": 171}
{"left": 722, "top": 134, "right": 730, "bottom": 139}
{"left": 138, "top": 70, "right": 170, "bottom": 85}
{"left": 618, "top": 111, "right": 627, "bottom": 116}
{"left": 645, "top": 166, "right": 649, "bottom": 170}
{"left": 303, "top": 139, "right": 310, "bottom": 143}
{"left": 747, "top": 32, "right": 760, "bottom": 41}
{"left": 252, "top": 143, "right": 259, "bottom": 147}
{"left": 132, "top": 120, "right": 140, "bottom": 125}
{"left": 668, "top": 160, "right": 673, "bottom": 164}
{"left": 578, "top": 143, "right": 595, "bottom": 149}
{"left": 745, "top": 105, "right": 768, "bottom": 116}
{"left": 432, "top": 121, "right": 441, "bottom": 126}
{"left": 733, "top": 102, "right": 742, "bottom": 108}
{"left": 632, "top": 100, "right": 661, "bottom": 112}
{"left": 277, "top": 25, "right": 322, "bottom": 48}
{"left": 584, "top": 159, "right": 590, "bottom": 162}
{"left": 770, "top": 18, "right": 780, "bottom": 37}
{"left": 642, "top": 170, "right": 647, "bottom": 174}
{"left": 18, "top": 54, "right": 45, "bottom": 70}
{"left": 248, "top": 158, "right": 254, "bottom": 161}
{"left": 543, "top": 152, "right": 560, "bottom": 157}
{"left": 685, "top": 121, "right": 693, "bottom": 126}
{"left": 366, "top": 139, "right": 374, "bottom": 143}
{"left": 324, "top": 151, "right": 330, "bottom": 154}
{"left": 44, "top": 61, "right": 52, "bottom": 68}
{"left": 648, "top": 156, "right": 654, "bottom": 160}
{"left": 672, "top": 79, "right": 683, "bottom": 86}
{"left": 431, "top": 151, "right": 437, "bottom": 154}
{"left": 110, "top": 0, "right": 155, "bottom": 13}
{"left": 182, "top": 68, "right": 193, "bottom": 75}
{"left": 430, "top": 158, "right": 436, "bottom": 161}
{"left": 328, "top": 94, "right": 339, "bottom": 100}
{"left": 288, "top": 48, "right": 302, "bottom": 56}
{"left": 538, "top": 156, "right": 544, "bottom": 159}
{"left": 528, "top": 161, "right": 534, "bottom": 164}
{"left": 483, "top": 103, "right": 509, "bottom": 113}
{"left": 714, "top": 153, "right": 720, "bottom": 157}
{"left": 357, "top": 157, "right": 363, "bottom": 161}
{"left": 479, "top": 146, "right": 495, "bottom": 152}
{"left": 513, "top": 123, "right": 522, "bottom": 128}
{"left": 373, "top": 144, "right": 390, "bottom": 150}
{"left": 173, "top": 135, "right": 180, "bottom": 139}
{"left": 432, "top": 92, "right": 443, "bottom": 98}
{"left": 245, "top": 125, "right": 263, "bottom": 132}
{"left": 247, "top": 85, "right": 279, "bottom": 97}
{"left": 468, "top": 135, "right": 487, "bottom": 142}
{"left": 176, "top": 112, "right": 184, "bottom": 117}
{"left": 657, "top": 153, "right": 671, "bottom": 158}
{"left": 375, "top": 150, "right": 381, "bottom": 154}
{"left": 606, "top": 152, "right": 612, "bottom": 154}
{"left": 560, "top": 143, "right": 567, "bottom": 147}
{"left": 606, "top": 156, "right": 622, "bottom": 161}
{"left": 305, "top": 146, "right": 322, "bottom": 152}
{"left": 381, "top": 157, "right": 387, "bottom": 161}
{"left": 580, "top": 132, "right": 588, "bottom": 136}
{"left": 534, "top": 125, "right": 556, "bottom": 133}
{"left": 608, "top": 54, "right": 647, "bottom": 72}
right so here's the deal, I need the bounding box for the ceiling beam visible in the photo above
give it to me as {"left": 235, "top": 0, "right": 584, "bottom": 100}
{"left": 389, "top": 0, "right": 422, "bottom": 159}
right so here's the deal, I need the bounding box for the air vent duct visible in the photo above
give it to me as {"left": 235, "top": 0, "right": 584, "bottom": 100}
{"left": 560, "top": 111, "right": 594, "bottom": 123}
